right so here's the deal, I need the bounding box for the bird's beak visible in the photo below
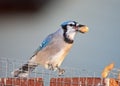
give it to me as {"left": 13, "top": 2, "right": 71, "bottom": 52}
{"left": 77, "top": 24, "right": 89, "bottom": 33}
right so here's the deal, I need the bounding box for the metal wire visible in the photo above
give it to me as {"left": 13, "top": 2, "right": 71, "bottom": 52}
{"left": 0, "top": 58, "right": 119, "bottom": 86}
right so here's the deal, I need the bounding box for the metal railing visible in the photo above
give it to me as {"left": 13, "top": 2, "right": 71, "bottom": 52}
{"left": 0, "top": 58, "right": 119, "bottom": 86}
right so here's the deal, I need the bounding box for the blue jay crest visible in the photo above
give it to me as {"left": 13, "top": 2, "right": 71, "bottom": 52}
{"left": 61, "top": 20, "right": 77, "bottom": 29}
{"left": 12, "top": 21, "right": 89, "bottom": 77}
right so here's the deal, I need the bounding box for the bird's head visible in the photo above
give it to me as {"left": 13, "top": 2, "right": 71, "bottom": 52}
{"left": 61, "top": 21, "right": 89, "bottom": 34}
{"left": 61, "top": 21, "right": 89, "bottom": 43}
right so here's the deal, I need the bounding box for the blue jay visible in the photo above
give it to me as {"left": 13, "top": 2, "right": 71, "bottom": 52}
{"left": 12, "top": 21, "right": 88, "bottom": 77}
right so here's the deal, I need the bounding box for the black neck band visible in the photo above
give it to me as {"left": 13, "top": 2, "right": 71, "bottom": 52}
{"left": 63, "top": 31, "right": 74, "bottom": 44}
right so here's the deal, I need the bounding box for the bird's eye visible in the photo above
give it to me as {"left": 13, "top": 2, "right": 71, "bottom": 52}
{"left": 68, "top": 24, "right": 75, "bottom": 27}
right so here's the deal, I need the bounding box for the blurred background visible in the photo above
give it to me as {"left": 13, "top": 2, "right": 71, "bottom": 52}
{"left": 0, "top": 0, "right": 120, "bottom": 75}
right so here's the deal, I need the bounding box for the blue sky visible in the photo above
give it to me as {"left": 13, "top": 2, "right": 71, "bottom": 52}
{"left": 0, "top": 0, "right": 120, "bottom": 76}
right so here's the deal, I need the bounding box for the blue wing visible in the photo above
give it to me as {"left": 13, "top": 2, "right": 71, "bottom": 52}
{"left": 34, "top": 34, "right": 53, "bottom": 54}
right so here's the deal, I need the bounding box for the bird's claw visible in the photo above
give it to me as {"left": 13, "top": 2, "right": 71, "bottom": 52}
{"left": 56, "top": 66, "right": 65, "bottom": 76}
{"left": 48, "top": 64, "right": 65, "bottom": 76}
{"left": 48, "top": 63, "right": 54, "bottom": 70}
{"left": 58, "top": 68, "right": 65, "bottom": 76}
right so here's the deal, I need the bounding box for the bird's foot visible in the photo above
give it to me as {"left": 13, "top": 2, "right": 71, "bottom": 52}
{"left": 56, "top": 66, "right": 65, "bottom": 76}
{"left": 48, "top": 63, "right": 54, "bottom": 71}
{"left": 58, "top": 68, "right": 65, "bottom": 76}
